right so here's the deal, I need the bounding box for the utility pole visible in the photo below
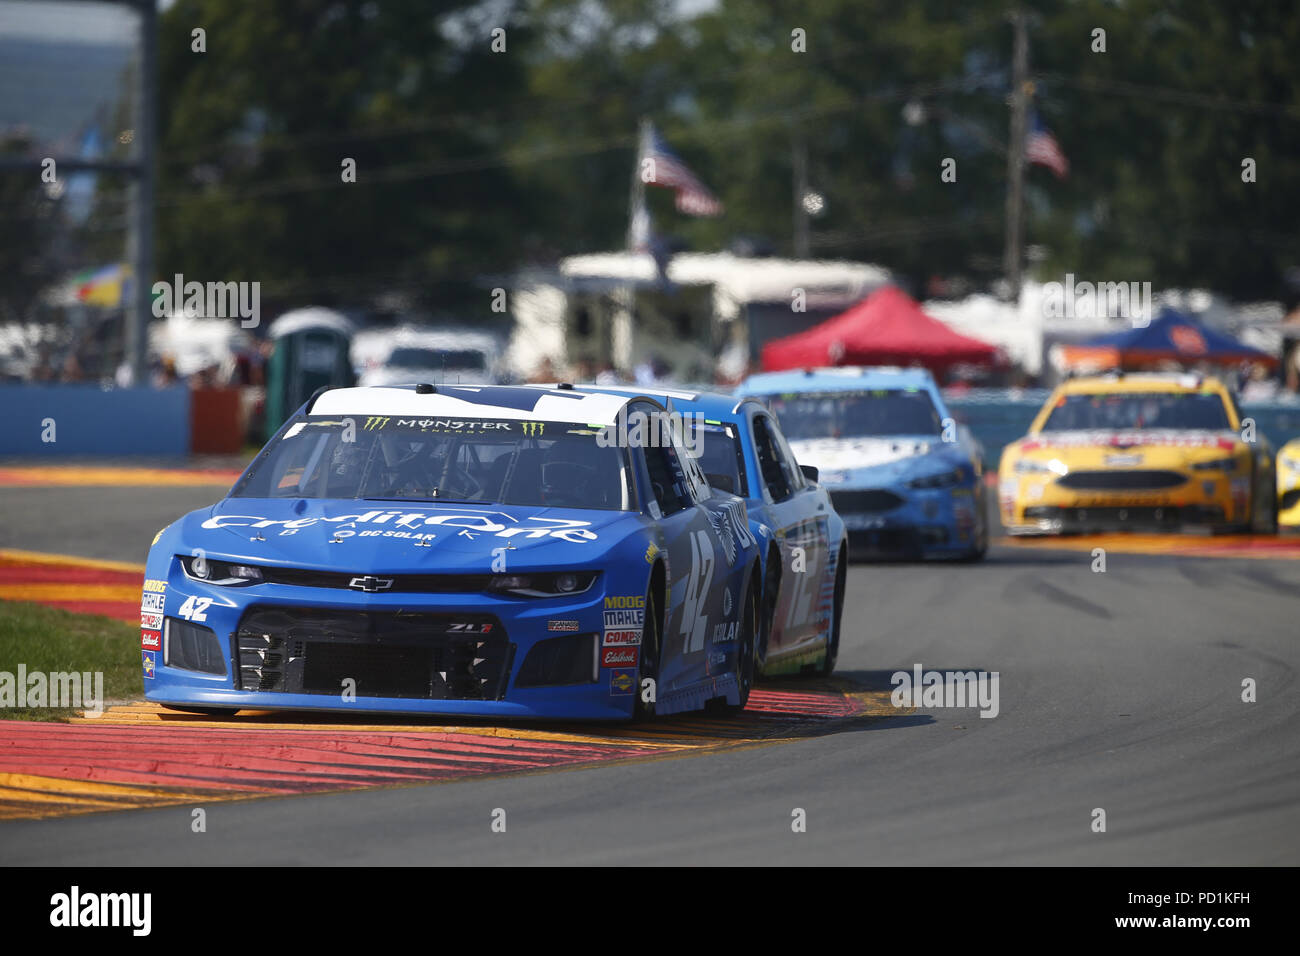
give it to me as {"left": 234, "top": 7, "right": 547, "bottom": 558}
{"left": 126, "top": 0, "right": 157, "bottom": 386}
{"left": 2, "top": 0, "right": 156, "bottom": 384}
{"left": 792, "top": 125, "right": 810, "bottom": 259}
{"left": 1002, "top": 9, "right": 1029, "bottom": 301}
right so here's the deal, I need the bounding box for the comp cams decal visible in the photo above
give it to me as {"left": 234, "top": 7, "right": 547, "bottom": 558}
{"left": 603, "top": 629, "right": 641, "bottom": 646}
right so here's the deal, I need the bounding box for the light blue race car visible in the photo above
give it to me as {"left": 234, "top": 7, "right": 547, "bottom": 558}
{"left": 140, "top": 384, "right": 763, "bottom": 720}
{"left": 567, "top": 386, "right": 848, "bottom": 677}
{"left": 736, "top": 367, "right": 989, "bottom": 561}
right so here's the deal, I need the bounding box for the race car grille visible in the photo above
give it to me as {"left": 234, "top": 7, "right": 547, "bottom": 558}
{"left": 259, "top": 567, "right": 497, "bottom": 592}
{"left": 847, "top": 526, "right": 948, "bottom": 558}
{"left": 829, "top": 489, "right": 906, "bottom": 513}
{"left": 1024, "top": 505, "right": 1224, "bottom": 527}
{"left": 1055, "top": 470, "right": 1188, "bottom": 491}
{"left": 235, "top": 607, "right": 512, "bottom": 700}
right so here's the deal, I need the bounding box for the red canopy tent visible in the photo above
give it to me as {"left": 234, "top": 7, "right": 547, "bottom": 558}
{"left": 760, "top": 285, "right": 999, "bottom": 373}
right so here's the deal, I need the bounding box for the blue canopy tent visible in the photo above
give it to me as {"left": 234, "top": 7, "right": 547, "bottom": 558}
{"left": 1059, "top": 308, "right": 1277, "bottom": 371}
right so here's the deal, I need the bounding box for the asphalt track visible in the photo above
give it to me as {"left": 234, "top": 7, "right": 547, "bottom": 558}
{"left": 2, "top": 483, "right": 1299, "bottom": 865}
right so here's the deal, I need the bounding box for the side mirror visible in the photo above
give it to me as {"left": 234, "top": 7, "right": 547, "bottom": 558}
{"left": 799, "top": 464, "right": 819, "bottom": 483}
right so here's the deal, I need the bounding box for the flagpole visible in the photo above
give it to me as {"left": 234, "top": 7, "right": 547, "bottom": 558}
{"left": 1002, "top": 9, "right": 1029, "bottom": 301}
{"left": 627, "top": 118, "right": 650, "bottom": 251}
{"left": 792, "top": 123, "right": 810, "bottom": 259}
{"left": 614, "top": 118, "right": 651, "bottom": 377}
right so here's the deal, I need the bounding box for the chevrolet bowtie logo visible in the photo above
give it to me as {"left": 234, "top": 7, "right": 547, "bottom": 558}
{"left": 349, "top": 575, "right": 394, "bottom": 592}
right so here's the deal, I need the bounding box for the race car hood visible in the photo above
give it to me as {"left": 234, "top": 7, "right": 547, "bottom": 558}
{"left": 788, "top": 435, "right": 964, "bottom": 487}
{"left": 1007, "top": 429, "right": 1245, "bottom": 466}
{"left": 1003, "top": 431, "right": 1237, "bottom": 463}
{"left": 179, "top": 497, "right": 640, "bottom": 573}
{"left": 787, "top": 436, "right": 932, "bottom": 472}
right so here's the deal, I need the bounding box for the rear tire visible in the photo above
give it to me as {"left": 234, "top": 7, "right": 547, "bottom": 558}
{"left": 756, "top": 553, "right": 779, "bottom": 673}
{"left": 819, "top": 549, "right": 846, "bottom": 676}
{"left": 716, "top": 573, "right": 759, "bottom": 715}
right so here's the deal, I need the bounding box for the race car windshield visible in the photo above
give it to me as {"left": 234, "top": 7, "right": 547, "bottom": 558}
{"left": 232, "top": 416, "right": 630, "bottom": 509}
{"left": 386, "top": 347, "right": 488, "bottom": 371}
{"left": 763, "top": 390, "right": 943, "bottom": 439}
{"left": 1040, "top": 392, "right": 1232, "bottom": 432}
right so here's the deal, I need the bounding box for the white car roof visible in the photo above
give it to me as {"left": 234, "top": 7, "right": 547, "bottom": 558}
{"left": 311, "top": 385, "right": 641, "bottom": 425}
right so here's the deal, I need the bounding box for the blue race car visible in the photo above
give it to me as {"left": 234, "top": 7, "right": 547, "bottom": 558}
{"left": 141, "top": 384, "right": 763, "bottom": 720}
{"left": 569, "top": 386, "right": 847, "bottom": 676}
{"left": 736, "top": 367, "right": 989, "bottom": 561}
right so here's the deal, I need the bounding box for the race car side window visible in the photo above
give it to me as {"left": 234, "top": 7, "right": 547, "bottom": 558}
{"left": 769, "top": 418, "right": 807, "bottom": 492}
{"left": 642, "top": 419, "right": 694, "bottom": 516}
{"left": 752, "top": 414, "right": 794, "bottom": 502}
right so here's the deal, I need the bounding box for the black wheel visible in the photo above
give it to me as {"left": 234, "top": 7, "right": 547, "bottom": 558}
{"left": 961, "top": 496, "right": 990, "bottom": 561}
{"left": 1252, "top": 484, "right": 1279, "bottom": 535}
{"left": 756, "top": 553, "right": 779, "bottom": 672}
{"left": 633, "top": 586, "right": 661, "bottom": 721}
{"left": 160, "top": 704, "right": 239, "bottom": 717}
{"left": 714, "top": 573, "right": 759, "bottom": 715}
{"left": 820, "top": 549, "right": 846, "bottom": 676}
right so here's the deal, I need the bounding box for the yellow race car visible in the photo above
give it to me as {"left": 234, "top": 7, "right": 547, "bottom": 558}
{"left": 1278, "top": 439, "right": 1300, "bottom": 531}
{"left": 999, "top": 373, "right": 1276, "bottom": 535}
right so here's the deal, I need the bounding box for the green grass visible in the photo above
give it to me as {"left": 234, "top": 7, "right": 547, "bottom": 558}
{"left": 0, "top": 601, "right": 141, "bottom": 721}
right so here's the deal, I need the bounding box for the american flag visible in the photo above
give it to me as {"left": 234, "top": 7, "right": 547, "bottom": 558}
{"left": 640, "top": 125, "right": 724, "bottom": 217}
{"left": 1025, "top": 110, "right": 1069, "bottom": 179}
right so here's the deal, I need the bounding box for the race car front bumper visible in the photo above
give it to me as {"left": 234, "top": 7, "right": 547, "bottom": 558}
{"left": 1000, "top": 471, "right": 1250, "bottom": 535}
{"left": 830, "top": 485, "right": 980, "bottom": 559}
{"left": 1003, "top": 504, "right": 1227, "bottom": 535}
{"left": 144, "top": 571, "right": 644, "bottom": 720}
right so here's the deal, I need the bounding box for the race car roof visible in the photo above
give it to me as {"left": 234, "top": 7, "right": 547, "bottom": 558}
{"left": 736, "top": 366, "right": 938, "bottom": 396}
{"left": 551, "top": 384, "right": 755, "bottom": 421}
{"left": 1055, "top": 372, "right": 1228, "bottom": 395}
{"left": 310, "top": 385, "right": 641, "bottom": 425}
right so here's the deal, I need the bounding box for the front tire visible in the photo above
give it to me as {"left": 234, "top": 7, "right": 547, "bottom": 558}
{"left": 160, "top": 704, "right": 239, "bottom": 717}
{"left": 961, "top": 499, "right": 990, "bottom": 561}
{"left": 633, "top": 586, "right": 661, "bottom": 722}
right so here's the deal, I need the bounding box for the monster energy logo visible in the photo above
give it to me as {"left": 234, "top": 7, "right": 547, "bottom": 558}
{"left": 364, "top": 416, "right": 391, "bottom": 430}
{"left": 521, "top": 422, "right": 546, "bottom": 436}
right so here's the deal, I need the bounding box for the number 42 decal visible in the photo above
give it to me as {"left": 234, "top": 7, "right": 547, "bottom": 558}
{"left": 178, "top": 595, "right": 213, "bottom": 622}
{"left": 680, "top": 529, "right": 715, "bottom": 653}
